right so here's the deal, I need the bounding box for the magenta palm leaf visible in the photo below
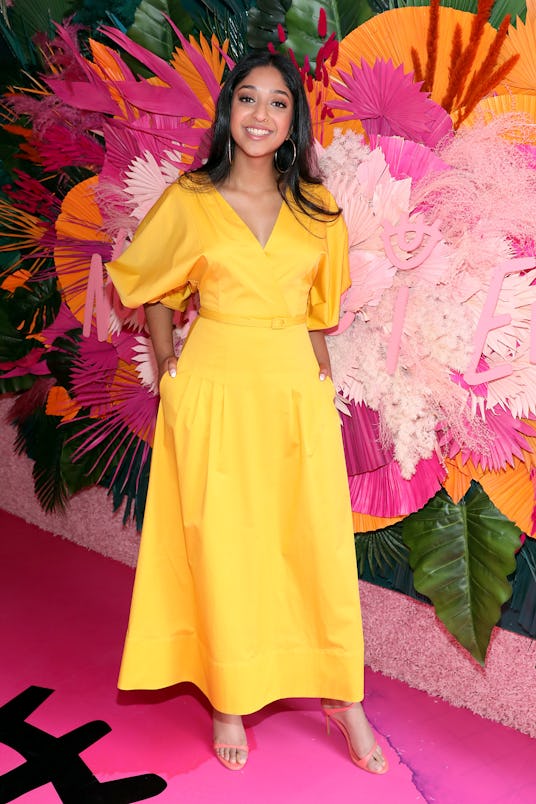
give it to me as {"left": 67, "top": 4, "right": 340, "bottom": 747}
{"left": 329, "top": 58, "right": 452, "bottom": 147}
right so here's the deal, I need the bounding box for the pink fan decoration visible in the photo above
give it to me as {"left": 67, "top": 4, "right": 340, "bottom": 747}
{"left": 348, "top": 451, "right": 447, "bottom": 517}
{"left": 368, "top": 134, "right": 450, "bottom": 182}
{"left": 329, "top": 58, "right": 452, "bottom": 147}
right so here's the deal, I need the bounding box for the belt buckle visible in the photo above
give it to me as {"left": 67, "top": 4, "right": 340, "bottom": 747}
{"left": 271, "top": 317, "right": 286, "bottom": 329}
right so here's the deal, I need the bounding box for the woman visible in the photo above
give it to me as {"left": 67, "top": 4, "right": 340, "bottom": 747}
{"left": 107, "top": 50, "right": 387, "bottom": 775}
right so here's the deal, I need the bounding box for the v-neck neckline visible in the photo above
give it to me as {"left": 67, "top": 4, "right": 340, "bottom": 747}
{"left": 211, "top": 184, "right": 286, "bottom": 252}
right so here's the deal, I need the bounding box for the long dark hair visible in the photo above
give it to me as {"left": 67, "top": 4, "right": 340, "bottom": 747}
{"left": 183, "top": 50, "right": 339, "bottom": 220}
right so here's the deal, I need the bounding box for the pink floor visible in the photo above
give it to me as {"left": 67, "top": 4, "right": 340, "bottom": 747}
{"left": 1, "top": 509, "right": 535, "bottom": 803}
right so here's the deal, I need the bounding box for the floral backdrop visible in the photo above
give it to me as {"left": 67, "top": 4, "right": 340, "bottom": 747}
{"left": 1, "top": 0, "right": 536, "bottom": 663}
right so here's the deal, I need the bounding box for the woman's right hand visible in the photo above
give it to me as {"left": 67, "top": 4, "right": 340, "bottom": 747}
{"left": 159, "top": 355, "right": 178, "bottom": 382}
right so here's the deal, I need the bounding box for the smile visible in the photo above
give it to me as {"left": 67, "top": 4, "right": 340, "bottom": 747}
{"left": 246, "top": 127, "right": 272, "bottom": 136}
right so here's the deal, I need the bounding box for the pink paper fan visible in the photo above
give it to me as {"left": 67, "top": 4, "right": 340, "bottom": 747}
{"left": 329, "top": 58, "right": 452, "bottom": 148}
{"left": 345, "top": 251, "right": 396, "bottom": 312}
{"left": 349, "top": 451, "right": 446, "bottom": 517}
{"left": 340, "top": 400, "right": 392, "bottom": 474}
{"left": 454, "top": 407, "right": 536, "bottom": 472}
{"left": 369, "top": 134, "right": 450, "bottom": 182}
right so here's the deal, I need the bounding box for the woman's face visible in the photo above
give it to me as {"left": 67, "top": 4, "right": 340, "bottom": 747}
{"left": 229, "top": 65, "right": 294, "bottom": 161}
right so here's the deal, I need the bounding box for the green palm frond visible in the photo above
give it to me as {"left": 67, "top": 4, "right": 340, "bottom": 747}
{"left": 8, "top": 277, "right": 61, "bottom": 336}
{"left": 199, "top": 9, "right": 249, "bottom": 61}
{"left": 355, "top": 523, "right": 409, "bottom": 577}
{"left": 11, "top": 381, "right": 68, "bottom": 512}
{"left": 0, "top": 301, "right": 42, "bottom": 362}
{"left": 0, "top": 374, "right": 35, "bottom": 394}
{"left": 402, "top": 482, "right": 521, "bottom": 664}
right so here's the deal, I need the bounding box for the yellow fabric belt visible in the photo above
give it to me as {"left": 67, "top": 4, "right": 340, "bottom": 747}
{"left": 199, "top": 308, "right": 307, "bottom": 329}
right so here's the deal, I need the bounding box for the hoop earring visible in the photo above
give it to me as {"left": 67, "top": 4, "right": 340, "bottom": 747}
{"left": 227, "top": 137, "right": 233, "bottom": 165}
{"left": 274, "top": 138, "right": 297, "bottom": 174}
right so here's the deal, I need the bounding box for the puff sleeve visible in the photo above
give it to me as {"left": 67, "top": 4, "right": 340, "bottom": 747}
{"left": 106, "top": 182, "right": 201, "bottom": 311}
{"left": 306, "top": 207, "right": 351, "bottom": 330}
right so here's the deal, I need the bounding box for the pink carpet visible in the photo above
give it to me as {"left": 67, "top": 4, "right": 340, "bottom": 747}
{"left": 1, "top": 509, "right": 536, "bottom": 803}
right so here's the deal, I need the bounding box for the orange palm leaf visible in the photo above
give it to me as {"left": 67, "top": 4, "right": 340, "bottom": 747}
{"left": 498, "top": 0, "right": 536, "bottom": 95}
{"left": 54, "top": 176, "right": 112, "bottom": 325}
{"left": 479, "top": 461, "right": 535, "bottom": 535}
{"left": 334, "top": 7, "right": 500, "bottom": 111}
{"left": 353, "top": 511, "right": 404, "bottom": 532}
{"left": 46, "top": 385, "right": 82, "bottom": 422}
{"left": 460, "top": 94, "right": 536, "bottom": 143}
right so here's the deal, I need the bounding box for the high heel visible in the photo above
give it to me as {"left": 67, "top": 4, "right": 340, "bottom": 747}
{"left": 322, "top": 703, "right": 388, "bottom": 775}
{"left": 213, "top": 741, "right": 249, "bottom": 771}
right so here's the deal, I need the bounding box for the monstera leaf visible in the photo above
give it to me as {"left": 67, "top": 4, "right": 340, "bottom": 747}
{"left": 402, "top": 482, "right": 521, "bottom": 664}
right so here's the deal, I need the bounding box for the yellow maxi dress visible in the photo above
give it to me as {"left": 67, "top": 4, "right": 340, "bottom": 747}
{"left": 107, "top": 179, "right": 364, "bottom": 714}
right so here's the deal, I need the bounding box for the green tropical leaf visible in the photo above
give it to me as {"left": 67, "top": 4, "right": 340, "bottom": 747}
{"left": 11, "top": 382, "right": 68, "bottom": 512}
{"left": 127, "top": 0, "right": 194, "bottom": 61}
{"left": 74, "top": 0, "right": 141, "bottom": 29}
{"left": 355, "top": 523, "right": 409, "bottom": 577}
{"left": 509, "top": 538, "right": 536, "bottom": 636}
{"left": 0, "top": 0, "right": 77, "bottom": 66}
{"left": 0, "top": 304, "right": 43, "bottom": 361}
{"left": 8, "top": 277, "right": 61, "bottom": 335}
{"left": 0, "top": 374, "right": 35, "bottom": 394}
{"left": 247, "top": 0, "right": 291, "bottom": 51}
{"left": 45, "top": 329, "right": 82, "bottom": 389}
{"left": 199, "top": 9, "right": 249, "bottom": 61}
{"left": 285, "top": 0, "right": 374, "bottom": 66}
{"left": 402, "top": 482, "right": 521, "bottom": 664}
{"left": 248, "top": 0, "right": 374, "bottom": 65}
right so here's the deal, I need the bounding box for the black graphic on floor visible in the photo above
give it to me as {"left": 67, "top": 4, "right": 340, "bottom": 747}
{"left": 0, "top": 686, "right": 167, "bottom": 802}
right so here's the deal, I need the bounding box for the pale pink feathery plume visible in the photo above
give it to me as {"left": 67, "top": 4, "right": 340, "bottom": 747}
{"left": 412, "top": 115, "right": 536, "bottom": 250}
{"left": 446, "top": 407, "right": 536, "bottom": 471}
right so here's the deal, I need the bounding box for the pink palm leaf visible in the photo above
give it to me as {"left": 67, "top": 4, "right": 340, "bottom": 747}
{"left": 329, "top": 58, "right": 452, "bottom": 147}
{"left": 369, "top": 134, "right": 450, "bottom": 182}
{"left": 442, "top": 406, "right": 536, "bottom": 472}
{"left": 349, "top": 451, "right": 447, "bottom": 517}
{"left": 68, "top": 331, "right": 158, "bottom": 493}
